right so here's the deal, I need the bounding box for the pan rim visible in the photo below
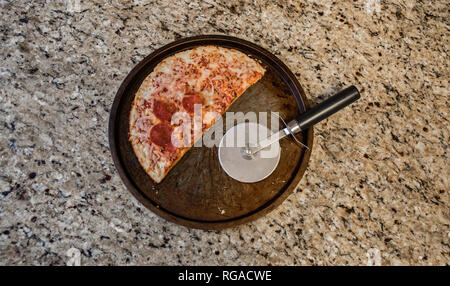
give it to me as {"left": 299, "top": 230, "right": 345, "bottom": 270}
{"left": 108, "top": 35, "right": 314, "bottom": 230}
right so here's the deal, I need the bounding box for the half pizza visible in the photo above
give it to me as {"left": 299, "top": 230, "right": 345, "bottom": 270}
{"left": 129, "top": 46, "right": 265, "bottom": 183}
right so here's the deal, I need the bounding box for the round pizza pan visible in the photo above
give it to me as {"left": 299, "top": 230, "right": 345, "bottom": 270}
{"left": 108, "top": 35, "right": 313, "bottom": 229}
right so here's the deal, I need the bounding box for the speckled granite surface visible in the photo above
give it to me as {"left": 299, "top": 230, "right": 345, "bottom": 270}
{"left": 0, "top": 0, "right": 448, "bottom": 265}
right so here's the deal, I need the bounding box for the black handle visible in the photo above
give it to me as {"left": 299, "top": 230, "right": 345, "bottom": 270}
{"left": 296, "top": 85, "right": 360, "bottom": 131}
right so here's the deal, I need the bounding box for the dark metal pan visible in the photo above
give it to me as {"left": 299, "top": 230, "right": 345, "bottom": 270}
{"left": 108, "top": 35, "right": 313, "bottom": 229}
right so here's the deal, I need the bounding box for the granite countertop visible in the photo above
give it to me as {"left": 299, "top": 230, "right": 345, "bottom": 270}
{"left": 0, "top": 0, "right": 448, "bottom": 265}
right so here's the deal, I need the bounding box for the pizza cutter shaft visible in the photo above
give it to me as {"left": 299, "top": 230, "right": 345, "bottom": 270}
{"left": 250, "top": 86, "right": 361, "bottom": 155}
{"left": 250, "top": 127, "right": 290, "bottom": 154}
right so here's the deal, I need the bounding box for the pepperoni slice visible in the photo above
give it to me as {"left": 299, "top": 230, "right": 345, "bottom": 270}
{"left": 150, "top": 123, "right": 175, "bottom": 152}
{"left": 182, "top": 94, "right": 204, "bottom": 113}
{"left": 153, "top": 100, "right": 177, "bottom": 122}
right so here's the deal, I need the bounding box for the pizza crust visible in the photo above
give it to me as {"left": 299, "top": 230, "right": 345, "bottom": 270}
{"left": 129, "top": 45, "right": 265, "bottom": 183}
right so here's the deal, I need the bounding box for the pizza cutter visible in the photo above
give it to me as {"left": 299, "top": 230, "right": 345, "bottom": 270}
{"left": 218, "top": 85, "right": 360, "bottom": 183}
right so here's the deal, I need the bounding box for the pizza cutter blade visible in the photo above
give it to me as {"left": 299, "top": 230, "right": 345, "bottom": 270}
{"left": 218, "top": 122, "right": 281, "bottom": 183}
{"left": 218, "top": 86, "right": 361, "bottom": 183}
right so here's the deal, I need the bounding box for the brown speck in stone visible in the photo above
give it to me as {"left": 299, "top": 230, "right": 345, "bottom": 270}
{"left": 423, "top": 127, "right": 428, "bottom": 132}
{"left": 31, "top": 216, "right": 37, "bottom": 222}
{"left": 215, "top": 250, "right": 220, "bottom": 255}
{"left": 439, "top": 190, "right": 445, "bottom": 194}
{"left": 28, "top": 172, "right": 36, "bottom": 179}
{"left": 99, "top": 174, "right": 112, "bottom": 183}
{"left": 29, "top": 68, "right": 38, "bottom": 74}
{"left": 384, "top": 237, "right": 392, "bottom": 243}
{"left": 2, "top": 189, "right": 12, "bottom": 197}
{"left": 148, "top": 242, "right": 158, "bottom": 248}
{"left": 3, "top": 230, "right": 10, "bottom": 235}
{"left": 317, "top": 11, "right": 324, "bottom": 16}
{"left": 391, "top": 132, "right": 400, "bottom": 142}
{"left": 363, "top": 154, "right": 369, "bottom": 159}
{"left": 16, "top": 189, "right": 27, "bottom": 200}
{"left": 374, "top": 102, "right": 380, "bottom": 107}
